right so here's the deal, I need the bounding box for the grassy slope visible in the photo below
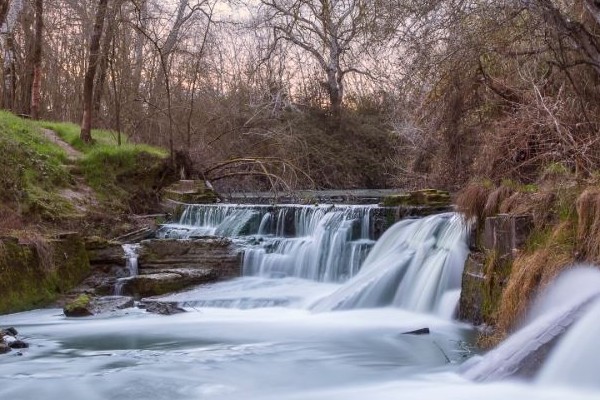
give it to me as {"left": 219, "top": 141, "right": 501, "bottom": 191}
{"left": 0, "top": 112, "right": 169, "bottom": 232}
{"left": 39, "top": 121, "right": 169, "bottom": 214}
{"left": 0, "top": 111, "right": 73, "bottom": 227}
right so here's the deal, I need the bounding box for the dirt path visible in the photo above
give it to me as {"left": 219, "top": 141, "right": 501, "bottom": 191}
{"left": 41, "top": 128, "right": 82, "bottom": 162}
{"left": 41, "top": 128, "right": 98, "bottom": 214}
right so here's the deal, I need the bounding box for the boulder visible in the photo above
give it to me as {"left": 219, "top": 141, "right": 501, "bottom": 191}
{"left": 84, "top": 236, "right": 125, "bottom": 265}
{"left": 0, "top": 342, "right": 10, "bottom": 354}
{"left": 64, "top": 294, "right": 94, "bottom": 317}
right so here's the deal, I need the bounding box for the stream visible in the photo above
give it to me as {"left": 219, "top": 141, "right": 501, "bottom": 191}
{"left": 1, "top": 204, "right": 600, "bottom": 399}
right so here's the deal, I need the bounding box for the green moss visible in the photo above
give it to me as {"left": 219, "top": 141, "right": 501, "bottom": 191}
{"left": 382, "top": 189, "right": 451, "bottom": 207}
{"left": 0, "top": 235, "right": 90, "bottom": 315}
{"left": 80, "top": 147, "right": 169, "bottom": 212}
{"left": 63, "top": 294, "right": 92, "bottom": 317}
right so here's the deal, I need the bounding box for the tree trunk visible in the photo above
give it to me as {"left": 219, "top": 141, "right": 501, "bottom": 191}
{"left": 0, "top": 1, "right": 9, "bottom": 26}
{"left": 80, "top": 0, "right": 109, "bottom": 143}
{"left": 92, "top": 0, "right": 120, "bottom": 121}
{"left": 2, "top": 0, "right": 24, "bottom": 111}
{"left": 30, "top": 0, "right": 43, "bottom": 120}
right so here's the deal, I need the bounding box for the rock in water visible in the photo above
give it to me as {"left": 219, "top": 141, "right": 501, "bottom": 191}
{"left": 3, "top": 327, "right": 18, "bottom": 336}
{"left": 143, "top": 301, "right": 186, "bottom": 315}
{"left": 8, "top": 340, "right": 29, "bottom": 349}
{"left": 402, "top": 328, "right": 430, "bottom": 335}
{"left": 63, "top": 294, "right": 93, "bottom": 317}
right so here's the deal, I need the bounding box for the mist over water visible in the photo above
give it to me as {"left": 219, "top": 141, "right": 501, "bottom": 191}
{"left": 2, "top": 205, "right": 600, "bottom": 399}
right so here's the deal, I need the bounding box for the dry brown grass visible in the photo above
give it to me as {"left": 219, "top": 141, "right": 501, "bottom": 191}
{"left": 492, "top": 221, "right": 576, "bottom": 344}
{"left": 576, "top": 189, "right": 600, "bottom": 262}
{"left": 455, "top": 182, "right": 492, "bottom": 221}
{"left": 20, "top": 232, "right": 55, "bottom": 273}
{"left": 483, "top": 185, "right": 514, "bottom": 217}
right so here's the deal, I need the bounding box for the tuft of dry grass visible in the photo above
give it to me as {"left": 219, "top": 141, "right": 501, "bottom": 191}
{"left": 576, "top": 189, "right": 600, "bottom": 262}
{"left": 455, "top": 182, "right": 492, "bottom": 221}
{"left": 20, "top": 232, "right": 55, "bottom": 273}
{"left": 483, "top": 185, "right": 514, "bottom": 217}
{"left": 491, "top": 221, "right": 576, "bottom": 345}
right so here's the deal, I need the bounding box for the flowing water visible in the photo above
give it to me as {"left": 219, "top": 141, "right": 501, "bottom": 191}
{"left": 114, "top": 244, "right": 141, "bottom": 296}
{"left": 2, "top": 205, "right": 600, "bottom": 400}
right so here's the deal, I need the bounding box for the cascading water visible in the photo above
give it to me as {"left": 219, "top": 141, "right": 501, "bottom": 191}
{"left": 159, "top": 204, "right": 379, "bottom": 282}
{"left": 157, "top": 204, "right": 469, "bottom": 317}
{"left": 114, "top": 244, "right": 140, "bottom": 296}
{"left": 310, "top": 213, "right": 469, "bottom": 317}
{"left": 462, "top": 267, "right": 600, "bottom": 383}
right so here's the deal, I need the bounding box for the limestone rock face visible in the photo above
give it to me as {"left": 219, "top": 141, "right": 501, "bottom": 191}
{"left": 120, "top": 269, "right": 217, "bottom": 298}
{"left": 138, "top": 238, "right": 242, "bottom": 279}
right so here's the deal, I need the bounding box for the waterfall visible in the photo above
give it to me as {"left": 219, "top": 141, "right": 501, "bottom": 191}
{"left": 159, "top": 204, "right": 378, "bottom": 282}
{"left": 158, "top": 204, "right": 469, "bottom": 316}
{"left": 114, "top": 244, "right": 140, "bottom": 296}
{"left": 310, "top": 213, "right": 468, "bottom": 316}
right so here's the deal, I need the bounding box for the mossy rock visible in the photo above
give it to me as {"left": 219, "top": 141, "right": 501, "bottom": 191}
{"left": 381, "top": 189, "right": 451, "bottom": 207}
{"left": 63, "top": 294, "right": 93, "bottom": 317}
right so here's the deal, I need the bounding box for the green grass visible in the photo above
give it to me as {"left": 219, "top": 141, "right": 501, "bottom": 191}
{"left": 1, "top": 112, "right": 169, "bottom": 227}
{"left": 0, "top": 111, "right": 74, "bottom": 224}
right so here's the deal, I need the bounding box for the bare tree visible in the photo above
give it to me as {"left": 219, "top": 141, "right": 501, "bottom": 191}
{"left": 80, "top": 0, "right": 109, "bottom": 143}
{"left": 256, "top": 0, "right": 385, "bottom": 119}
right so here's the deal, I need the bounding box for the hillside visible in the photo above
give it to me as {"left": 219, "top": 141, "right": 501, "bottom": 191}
{"left": 0, "top": 112, "right": 175, "bottom": 236}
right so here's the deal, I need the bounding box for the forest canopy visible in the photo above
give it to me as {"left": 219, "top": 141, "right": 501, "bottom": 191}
{"left": 1, "top": 0, "right": 599, "bottom": 190}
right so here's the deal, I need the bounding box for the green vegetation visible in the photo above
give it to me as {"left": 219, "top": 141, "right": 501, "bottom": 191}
{"left": 38, "top": 120, "right": 170, "bottom": 213}
{"left": 0, "top": 111, "right": 73, "bottom": 226}
{"left": 0, "top": 235, "right": 90, "bottom": 314}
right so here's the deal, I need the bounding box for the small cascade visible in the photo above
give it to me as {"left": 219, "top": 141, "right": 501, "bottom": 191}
{"left": 114, "top": 244, "right": 140, "bottom": 296}
{"left": 159, "top": 204, "right": 379, "bottom": 282}
{"left": 311, "top": 213, "right": 468, "bottom": 315}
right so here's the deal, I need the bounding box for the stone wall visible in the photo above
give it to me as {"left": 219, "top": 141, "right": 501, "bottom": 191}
{"left": 458, "top": 214, "right": 533, "bottom": 326}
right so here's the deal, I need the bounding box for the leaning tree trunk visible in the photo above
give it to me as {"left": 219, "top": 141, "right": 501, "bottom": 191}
{"left": 30, "top": 0, "right": 43, "bottom": 120}
{"left": 80, "top": 0, "right": 109, "bottom": 143}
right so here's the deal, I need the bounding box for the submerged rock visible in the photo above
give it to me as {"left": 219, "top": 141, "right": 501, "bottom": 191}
{"left": 402, "top": 328, "right": 430, "bottom": 335}
{"left": 142, "top": 301, "right": 186, "bottom": 315}
{"left": 63, "top": 294, "right": 135, "bottom": 317}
